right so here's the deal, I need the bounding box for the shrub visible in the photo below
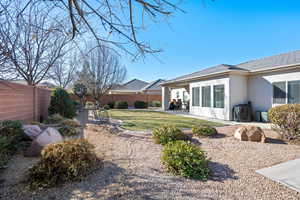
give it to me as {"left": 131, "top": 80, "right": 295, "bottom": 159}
{"left": 151, "top": 101, "right": 161, "bottom": 107}
{"left": 152, "top": 125, "right": 190, "bottom": 145}
{"left": 0, "top": 120, "right": 23, "bottom": 138}
{"left": 107, "top": 102, "right": 115, "bottom": 109}
{"left": 114, "top": 101, "right": 128, "bottom": 109}
{"left": 192, "top": 125, "right": 217, "bottom": 137}
{"left": 45, "top": 114, "right": 65, "bottom": 124}
{"left": 0, "top": 120, "right": 26, "bottom": 168}
{"left": 61, "top": 119, "right": 81, "bottom": 128}
{"left": 86, "top": 101, "right": 94, "bottom": 108}
{"left": 161, "top": 140, "right": 210, "bottom": 179}
{"left": 269, "top": 104, "right": 300, "bottom": 140}
{"left": 134, "top": 101, "right": 148, "bottom": 109}
{"left": 27, "top": 139, "right": 99, "bottom": 189}
{"left": 0, "top": 136, "right": 14, "bottom": 167}
{"left": 48, "top": 88, "right": 76, "bottom": 119}
{"left": 58, "top": 126, "right": 78, "bottom": 137}
{"left": 103, "top": 105, "right": 110, "bottom": 110}
{"left": 73, "top": 100, "right": 81, "bottom": 110}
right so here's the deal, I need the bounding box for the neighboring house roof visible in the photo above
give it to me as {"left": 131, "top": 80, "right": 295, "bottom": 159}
{"left": 163, "top": 50, "right": 300, "bottom": 85}
{"left": 141, "top": 79, "right": 164, "bottom": 91}
{"left": 110, "top": 78, "right": 164, "bottom": 93}
{"left": 123, "top": 79, "right": 149, "bottom": 90}
{"left": 110, "top": 78, "right": 149, "bottom": 92}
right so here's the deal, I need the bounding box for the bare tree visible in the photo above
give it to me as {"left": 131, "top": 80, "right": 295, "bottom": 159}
{"left": 0, "top": 2, "right": 70, "bottom": 85}
{"left": 78, "top": 44, "right": 127, "bottom": 106}
{"left": 48, "top": 57, "right": 77, "bottom": 89}
{"left": 6, "top": 0, "right": 184, "bottom": 59}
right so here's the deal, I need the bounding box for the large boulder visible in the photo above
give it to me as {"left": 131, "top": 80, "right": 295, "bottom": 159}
{"left": 234, "top": 126, "right": 266, "bottom": 142}
{"left": 36, "top": 127, "right": 63, "bottom": 146}
{"left": 22, "top": 125, "right": 42, "bottom": 140}
{"left": 24, "top": 128, "right": 63, "bottom": 157}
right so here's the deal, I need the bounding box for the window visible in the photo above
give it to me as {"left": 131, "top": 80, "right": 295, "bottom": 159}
{"left": 202, "top": 86, "right": 211, "bottom": 107}
{"left": 176, "top": 91, "right": 180, "bottom": 99}
{"left": 214, "top": 85, "right": 225, "bottom": 108}
{"left": 288, "top": 80, "right": 300, "bottom": 104}
{"left": 273, "top": 81, "right": 286, "bottom": 104}
{"left": 192, "top": 87, "right": 200, "bottom": 106}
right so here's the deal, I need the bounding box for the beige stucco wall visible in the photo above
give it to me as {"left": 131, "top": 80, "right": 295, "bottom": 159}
{"left": 189, "top": 75, "right": 230, "bottom": 120}
{"left": 248, "top": 67, "right": 300, "bottom": 112}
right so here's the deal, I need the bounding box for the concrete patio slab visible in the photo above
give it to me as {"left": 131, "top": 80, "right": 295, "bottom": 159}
{"left": 156, "top": 109, "right": 272, "bottom": 129}
{"left": 256, "top": 158, "right": 300, "bottom": 193}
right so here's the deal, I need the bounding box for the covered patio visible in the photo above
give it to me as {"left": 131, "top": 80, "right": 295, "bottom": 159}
{"left": 161, "top": 81, "right": 190, "bottom": 111}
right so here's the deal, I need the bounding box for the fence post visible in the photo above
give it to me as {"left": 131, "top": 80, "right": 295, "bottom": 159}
{"left": 33, "top": 86, "right": 39, "bottom": 121}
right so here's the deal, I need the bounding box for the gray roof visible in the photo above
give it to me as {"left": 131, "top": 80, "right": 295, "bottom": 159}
{"left": 164, "top": 64, "right": 246, "bottom": 84}
{"left": 237, "top": 50, "right": 300, "bottom": 71}
{"left": 163, "top": 50, "right": 300, "bottom": 85}
{"left": 112, "top": 79, "right": 149, "bottom": 91}
{"left": 141, "top": 79, "right": 164, "bottom": 91}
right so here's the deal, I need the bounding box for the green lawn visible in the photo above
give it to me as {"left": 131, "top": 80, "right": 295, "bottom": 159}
{"left": 100, "top": 109, "right": 223, "bottom": 131}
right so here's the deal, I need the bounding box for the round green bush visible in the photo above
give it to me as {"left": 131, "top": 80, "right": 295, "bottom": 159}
{"left": 114, "top": 101, "right": 128, "bottom": 109}
{"left": 28, "top": 139, "right": 99, "bottom": 189}
{"left": 134, "top": 101, "right": 148, "bottom": 109}
{"left": 152, "top": 125, "right": 190, "bottom": 145}
{"left": 103, "top": 105, "right": 110, "bottom": 110}
{"left": 150, "top": 101, "right": 161, "bottom": 107}
{"left": 48, "top": 88, "right": 76, "bottom": 119}
{"left": 107, "top": 102, "right": 115, "bottom": 109}
{"left": 58, "top": 126, "right": 78, "bottom": 137}
{"left": 192, "top": 125, "right": 217, "bottom": 137}
{"left": 162, "top": 140, "right": 210, "bottom": 179}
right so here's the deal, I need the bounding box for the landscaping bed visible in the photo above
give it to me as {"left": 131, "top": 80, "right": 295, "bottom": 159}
{"left": 1, "top": 124, "right": 300, "bottom": 199}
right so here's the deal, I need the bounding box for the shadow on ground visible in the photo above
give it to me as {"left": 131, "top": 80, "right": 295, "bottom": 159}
{"left": 209, "top": 161, "right": 238, "bottom": 182}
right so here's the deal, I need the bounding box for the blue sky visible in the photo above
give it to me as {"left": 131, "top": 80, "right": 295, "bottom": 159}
{"left": 123, "top": 0, "right": 300, "bottom": 82}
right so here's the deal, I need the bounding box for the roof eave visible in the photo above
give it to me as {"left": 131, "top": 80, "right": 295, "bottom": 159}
{"left": 249, "top": 63, "right": 300, "bottom": 74}
{"left": 161, "top": 70, "right": 249, "bottom": 86}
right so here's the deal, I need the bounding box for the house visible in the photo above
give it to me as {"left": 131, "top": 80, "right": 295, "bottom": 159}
{"left": 109, "top": 78, "right": 164, "bottom": 95}
{"left": 161, "top": 50, "right": 300, "bottom": 121}
{"left": 91, "top": 78, "right": 164, "bottom": 107}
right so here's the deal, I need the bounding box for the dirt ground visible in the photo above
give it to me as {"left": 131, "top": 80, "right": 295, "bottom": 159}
{"left": 1, "top": 124, "right": 300, "bottom": 200}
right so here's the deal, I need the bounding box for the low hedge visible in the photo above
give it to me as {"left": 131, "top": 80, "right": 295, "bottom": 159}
{"left": 192, "top": 125, "right": 217, "bottom": 137}
{"left": 28, "top": 139, "right": 99, "bottom": 189}
{"left": 161, "top": 140, "right": 210, "bottom": 179}
{"left": 152, "top": 125, "right": 190, "bottom": 145}
{"left": 134, "top": 101, "right": 148, "bottom": 109}
{"left": 114, "top": 101, "right": 128, "bottom": 109}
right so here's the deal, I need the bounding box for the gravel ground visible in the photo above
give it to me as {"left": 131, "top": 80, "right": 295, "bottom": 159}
{"left": 1, "top": 124, "right": 300, "bottom": 200}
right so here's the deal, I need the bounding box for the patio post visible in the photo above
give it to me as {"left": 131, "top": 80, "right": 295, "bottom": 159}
{"left": 162, "top": 86, "right": 170, "bottom": 110}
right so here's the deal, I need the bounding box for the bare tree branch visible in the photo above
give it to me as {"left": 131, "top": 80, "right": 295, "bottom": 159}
{"left": 77, "top": 43, "right": 127, "bottom": 105}
{"left": 0, "top": 1, "right": 70, "bottom": 85}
